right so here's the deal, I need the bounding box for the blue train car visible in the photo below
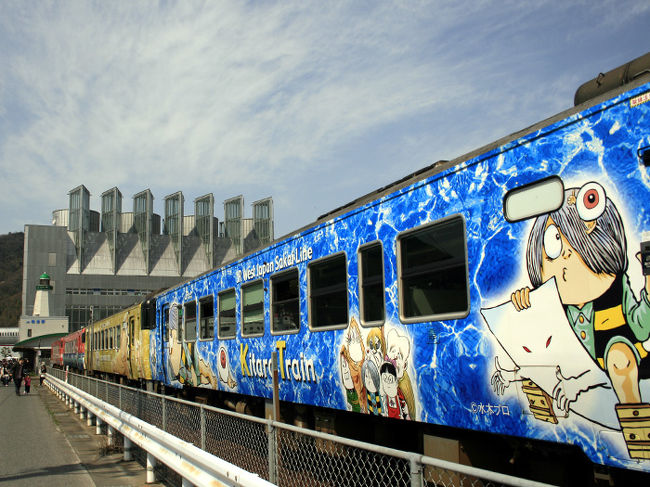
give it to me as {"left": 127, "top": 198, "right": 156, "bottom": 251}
{"left": 148, "top": 58, "right": 650, "bottom": 481}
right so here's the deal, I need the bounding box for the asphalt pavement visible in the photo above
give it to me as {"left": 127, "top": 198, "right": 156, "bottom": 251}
{"left": 0, "top": 377, "right": 163, "bottom": 487}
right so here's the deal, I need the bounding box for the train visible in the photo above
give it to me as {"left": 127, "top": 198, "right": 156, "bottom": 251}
{"left": 52, "top": 53, "right": 650, "bottom": 485}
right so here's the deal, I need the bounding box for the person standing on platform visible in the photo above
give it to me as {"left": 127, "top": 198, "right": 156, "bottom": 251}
{"left": 24, "top": 374, "right": 32, "bottom": 394}
{"left": 1, "top": 363, "right": 10, "bottom": 386}
{"left": 39, "top": 363, "right": 46, "bottom": 386}
{"left": 12, "top": 358, "right": 25, "bottom": 396}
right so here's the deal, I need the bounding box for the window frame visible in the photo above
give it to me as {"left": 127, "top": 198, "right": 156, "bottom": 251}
{"left": 198, "top": 295, "right": 215, "bottom": 341}
{"left": 183, "top": 299, "right": 198, "bottom": 342}
{"left": 241, "top": 279, "right": 265, "bottom": 338}
{"left": 270, "top": 268, "right": 301, "bottom": 336}
{"left": 217, "top": 288, "right": 237, "bottom": 339}
{"left": 358, "top": 241, "right": 386, "bottom": 327}
{"left": 176, "top": 305, "right": 183, "bottom": 344}
{"left": 396, "top": 214, "right": 470, "bottom": 323}
{"left": 307, "top": 252, "right": 349, "bottom": 331}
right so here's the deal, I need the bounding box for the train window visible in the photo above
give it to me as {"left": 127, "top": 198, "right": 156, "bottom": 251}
{"left": 116, "top": 325, "right": 121, "bottom": 348}
{"left": 162, "top": 305, "right": 169, "bottom": 341}
{"left": 141, "top": 298, "right": 156, "bottom": 329}
{"left": 184, "top": 301, "right": 197, "bottom": 342}
{"left": 308, "top": 253, "right": 348, "bottom": 329}
{"left": 242, "top": 280, "right": 264, "bottom": 337}
{"left": 358, "top": 242, "right": 385, "bottom": 326}
{"left": 199, "top": 296, "right": 215, "bottom": 340}
{"left": 176, "top": 307, "right": 183, "bottom": 343}
{"left": 271, "top": 269, "right": 300, "bottom": 334}
{"left": 397, "top": 215, "right": 469, "bottom": 322}
{"left": 109, "top": 329, "right": 113, "bottom": 349}
{"left": 504, "top": 176, "right": 564, "bottom": 222}
{"left": 218, "top": 289, "right": 236, "bottom": 339}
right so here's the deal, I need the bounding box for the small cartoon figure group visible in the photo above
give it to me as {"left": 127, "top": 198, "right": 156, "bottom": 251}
{"left": 340, "top": 317, "right": 416, "bottom": 420}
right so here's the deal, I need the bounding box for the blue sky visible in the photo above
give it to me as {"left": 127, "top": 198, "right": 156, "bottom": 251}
{"left": 0, "top": 1, "right": 648, "bottom": 238}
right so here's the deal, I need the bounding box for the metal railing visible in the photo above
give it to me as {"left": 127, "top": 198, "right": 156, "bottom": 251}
{"left": 48, "top": 369, "right": 557, "bottom": 487}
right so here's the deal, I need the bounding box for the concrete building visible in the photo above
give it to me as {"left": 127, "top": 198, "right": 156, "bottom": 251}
{"left": 22, "top": 185, "right": 274, "bottom": 332}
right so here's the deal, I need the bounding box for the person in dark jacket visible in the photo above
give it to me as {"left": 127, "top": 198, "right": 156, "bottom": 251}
{"left": 12, "top": 358, "right": 24, "bottom": 396}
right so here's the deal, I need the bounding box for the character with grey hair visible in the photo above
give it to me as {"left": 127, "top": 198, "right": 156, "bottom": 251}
{"left": 509, "top": 181, "right": 650, "bottom": 459}
{"left": 362, "top": 358, "right": 383, "bottom": 416}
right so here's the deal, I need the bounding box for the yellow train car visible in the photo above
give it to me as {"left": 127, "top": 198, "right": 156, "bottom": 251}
{"left": 86, "top": 299, "right": 155, "bottom": 382}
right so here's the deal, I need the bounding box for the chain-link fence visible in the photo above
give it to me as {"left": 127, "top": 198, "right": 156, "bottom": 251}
{"left": 50, "top": 368, "right": 553, "bottom": 487}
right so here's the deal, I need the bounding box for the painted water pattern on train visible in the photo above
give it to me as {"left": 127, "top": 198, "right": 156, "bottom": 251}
{"left": 143, "top": 80, "right": 650, "bottom": 471}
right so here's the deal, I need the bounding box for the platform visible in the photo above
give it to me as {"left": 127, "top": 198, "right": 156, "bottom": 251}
{"left": 0, "top": 379, "right": 162, "bottom": 487}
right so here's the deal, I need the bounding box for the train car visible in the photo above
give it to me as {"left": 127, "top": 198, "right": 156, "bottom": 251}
{"left": 86, "top": 299, "right": 156, "bottom": 382}
{"left": 51, "top": 337, "right": 64, "bottom": 368}
{"left": 62, "top": 328, "right": 86, "bottom": 372}
{"left": 146, "top": 54, "right": 650, "bottom": 483}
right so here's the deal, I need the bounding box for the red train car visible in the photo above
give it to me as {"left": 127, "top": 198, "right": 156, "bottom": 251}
{"left": 51, "top": 337, "right": 64, "bottom": 368}
{"left": 62, "top": 328, "right": 86, "bottom": 372}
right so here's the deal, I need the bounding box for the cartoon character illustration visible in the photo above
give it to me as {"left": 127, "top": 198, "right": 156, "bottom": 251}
{"left": 381, "top": 361, "right": 410, "bottom": 419}
{"left": 167, "top": 304, "right": 218, "bottom": 388}
{"left": 340, "top": 319, "right": 419, "bottom": 419}
{"left": 366, "top": 327, "right": 386, "bottom": 371}
{"left": 362, "top": 358, "right": 383, "bottom": 416}
{"left": 385, "top": 328, "right": 416, "bottom": 420}
{"left": 340, "top": 317, "right": 367, "bottom": 413}
{"left": 217, "top": 345, "right": 237, "bottom": 390}
{"left": 340, "top": 350, "right": 361, "bottom": 412}
{"left": 487, "top": 182, "right": 650, "bottom": 459}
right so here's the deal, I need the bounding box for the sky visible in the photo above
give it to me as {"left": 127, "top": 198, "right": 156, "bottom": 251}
{"left": 0, "top": 1, "right": 649, "bottom": 239}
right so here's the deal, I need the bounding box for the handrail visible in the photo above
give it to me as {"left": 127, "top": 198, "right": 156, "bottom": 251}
{"left": 46, "top": 374, "right": 275, "bottom": 487}
{"left": 49, "top": 369, "right": 559, "bottom": 487}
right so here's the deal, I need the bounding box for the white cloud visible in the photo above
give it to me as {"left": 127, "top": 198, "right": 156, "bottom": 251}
{"left": 0, "top": 1, "right": 649, "bottom": 235}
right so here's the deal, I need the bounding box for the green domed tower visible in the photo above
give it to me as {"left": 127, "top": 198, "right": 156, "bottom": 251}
{"left": 33, "top": 272, "right": 53, "bottom": 316}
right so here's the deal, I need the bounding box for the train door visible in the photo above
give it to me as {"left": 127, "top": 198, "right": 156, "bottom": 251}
{"left": 80, "top": 329, "right": 85, "bottom": 371}
{"left": 127, "top": 315, "right": 135, "bottom": 379}
{"left": 160, "top": 304, "right": 170, "bottom": 383}
{"left": 87, "top": 324, "right": 94, "bottom": 373}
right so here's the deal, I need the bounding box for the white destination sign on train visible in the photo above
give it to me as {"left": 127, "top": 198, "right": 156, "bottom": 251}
{"left": 236, "top": 246, "right": 314, "bottom": 283}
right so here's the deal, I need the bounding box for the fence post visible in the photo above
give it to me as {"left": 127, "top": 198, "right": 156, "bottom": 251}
{"left": 119, "top": 384, "right": 122, "bottom": 410}
{"left": 410, "top": 456, "right": 423, "bottom": 487}
{"left": 124, "top": 436, "right": 133, "bottom": 461}
{"left": 162, "top": 396, "right": 167, "bottom": 432}
{"left": 147, "top": 453, "right": 157, "bottom": 484}
{"left": 267, "top": 421, "right": 277, "bottom": 485}
{"left": 200, "top": 405, "right": 206, "bottom": 451}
